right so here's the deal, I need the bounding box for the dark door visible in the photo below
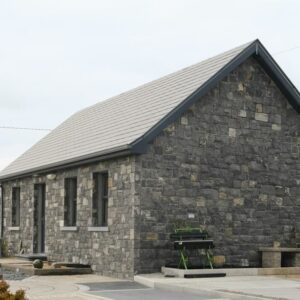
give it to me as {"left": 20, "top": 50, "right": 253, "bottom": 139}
{"left": 33, "top": 184, "right": 45, "bottom": 253}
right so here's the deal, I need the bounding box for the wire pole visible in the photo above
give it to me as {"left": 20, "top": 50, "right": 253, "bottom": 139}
{"left": 273, "top": 45, "right": 300, "bottom": 56}
{"left": 0, "top": 126, "right": 51, "bottom": 132}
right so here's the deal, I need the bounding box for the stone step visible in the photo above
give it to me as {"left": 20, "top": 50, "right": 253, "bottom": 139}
{"left": 1, "top": 259, "right": 93, "bottom": 276}
{"left": 17, "top": 253, "right": 48, "bottom": 261}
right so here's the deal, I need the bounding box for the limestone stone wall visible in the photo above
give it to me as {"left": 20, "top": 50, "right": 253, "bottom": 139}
{"left": 134, "top": 57, "right": 300, "bottom": 273}
{"left": 1, "top": 156, "right": 137, "bottom": 279}
{"left": 1, "top": 177, "right": 35, "bottom": 256}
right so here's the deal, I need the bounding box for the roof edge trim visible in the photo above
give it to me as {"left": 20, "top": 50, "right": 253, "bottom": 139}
{"left": 131, "top": 39, "right": 300, "bottom": 149}
{"left": 0, "top": 145, "right": 134, "bottom": 182}
{"left": 2, "top": 39, "right": 300, "bottom": 181}
{"left": 256, "top": 42, "right": 300, "bottom": 113}
{"left": 130, "top": 40, "right": 257, "bottom": 147}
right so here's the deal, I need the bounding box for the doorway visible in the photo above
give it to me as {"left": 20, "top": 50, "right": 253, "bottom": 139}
{"left": 33, "top": 184, "right": 45, "bottom": 253}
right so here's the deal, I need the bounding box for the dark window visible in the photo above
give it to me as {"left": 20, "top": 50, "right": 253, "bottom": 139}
{"left": 12, "top": 187, "right": 20, "bottom": 227}
{"left": 92, "top": 172, "right": 108, "bottom": 226}
{"left": 64, "top": 178, "right": 77, "bottom": 226}
{"left": 1, "top": 186, "right": 4, "bottom": 238}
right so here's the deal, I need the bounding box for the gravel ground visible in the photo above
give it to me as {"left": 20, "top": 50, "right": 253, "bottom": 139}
{"left": 0, "top": 268, "right": 29, "bottom": 280}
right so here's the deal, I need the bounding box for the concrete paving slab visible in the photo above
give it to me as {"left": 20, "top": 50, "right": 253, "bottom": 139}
{"left": 162, "top": 266, "right": 300, "bottom": 277}
{"left": 85, "top": 288, "right": 231, "bottom": 300}
{"left": 135, "top": 273, "right": 300, "bottom": 300}
{"left": 6, "top": 274, "right": 121, "bottom": 300}
{"left": 79, "top": 281, "right": 149, "bottom": 291}
{"left": 1, "top": 272, "right": 250, "bottom": 300}
{"left": 3, "top": 269, "right": 300, "bottom": 300}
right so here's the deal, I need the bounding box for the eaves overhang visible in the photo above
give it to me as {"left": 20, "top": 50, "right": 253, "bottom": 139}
{"left": 1, "top": 39, "right": 300, "bottom": 183}
{"left": 0, "top": 144, "right": 144, "bottom": 182}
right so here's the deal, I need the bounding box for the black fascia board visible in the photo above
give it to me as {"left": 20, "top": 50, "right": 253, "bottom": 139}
{"left": 255, "top": 42, "right": 300, "bottom": 113}
{"left": 0, "top": 147, "right": 132, "bottom": 182}
{"left": 130, "top": 40, "right": 258, "bottom": 149}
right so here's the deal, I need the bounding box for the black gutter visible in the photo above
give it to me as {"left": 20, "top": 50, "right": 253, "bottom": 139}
{"left": 0, "top": 146, "right": 136, "bottom": 182}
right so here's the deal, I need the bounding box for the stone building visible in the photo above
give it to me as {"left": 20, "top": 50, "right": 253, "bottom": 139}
{"left": 0, "top": 39, "right": 300, "bottom": 278}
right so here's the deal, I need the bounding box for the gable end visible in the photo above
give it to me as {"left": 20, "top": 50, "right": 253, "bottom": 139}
{"left": 131, "top": 40, "right": 300, "bottom": 151}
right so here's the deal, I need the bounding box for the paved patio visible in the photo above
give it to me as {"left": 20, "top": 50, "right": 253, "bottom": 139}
{"left": 1, "top": 269, "right": 300, "bottom": 299}
{"left": 5, "top": 274, "right": 121, "bottom": 300}
{"left": 4, "top": 274, "right": 232, "bottom": 300}
{"left": 135, "top": 273, "right": 300, "bottom": 300}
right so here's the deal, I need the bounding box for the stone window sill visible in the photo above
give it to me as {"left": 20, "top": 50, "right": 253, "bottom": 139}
{"left": 60, "top": 226, "right": 78, "bottom": 232}
{"left": 8, "top": 226, "right": 20, "bottom": 231}
{"left": 87, "top": 226, "right": 109, "bottom": 232}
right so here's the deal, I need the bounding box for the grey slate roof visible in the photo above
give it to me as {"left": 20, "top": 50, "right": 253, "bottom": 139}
{"left": 1, "top": 39, "right": 300, "bottom": 180}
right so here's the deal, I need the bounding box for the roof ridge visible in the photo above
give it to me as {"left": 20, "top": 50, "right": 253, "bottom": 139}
{"left": 3, "top": 38, "right": 299, "bottom": 180}
{"left": 78, "top": 40, "right": 256, "bottom": 114}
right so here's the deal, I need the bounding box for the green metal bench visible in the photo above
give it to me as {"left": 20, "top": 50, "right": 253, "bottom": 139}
{"left": 170, "top": 228, "right": 214, "bottom": 269}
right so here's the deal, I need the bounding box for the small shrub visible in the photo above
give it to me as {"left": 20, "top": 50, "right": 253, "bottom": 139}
{"left": 1, "top": 240, "right": 9, "bottom": 258}
{"left": 0, "top": 280, "right": 27, "bottom": 300}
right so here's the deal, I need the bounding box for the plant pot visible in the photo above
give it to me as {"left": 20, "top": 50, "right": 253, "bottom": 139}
{"left": 213, "top": 255, "right": 225, "bottom": 268}
{"left": 33, "top": 259, "right": 44, "bottom": 269}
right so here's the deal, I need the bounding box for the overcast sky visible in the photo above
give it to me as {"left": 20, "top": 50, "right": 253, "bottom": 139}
{"left": 1, "top": 0, "right": 300, "bottom": 170}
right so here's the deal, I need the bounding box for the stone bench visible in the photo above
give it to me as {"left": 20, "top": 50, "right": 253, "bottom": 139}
{"left": 259, "top": 247, "right": 300, "bottom": 268}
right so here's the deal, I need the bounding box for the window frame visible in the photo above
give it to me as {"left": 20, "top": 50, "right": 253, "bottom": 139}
{"left": 12, "top": 187, "right": 20, "bottom": 227}
{"left": 64, "top": 177, "right": 77, "bottom": 227}
{"left": 1, "top": 186, "right": 4, "bottom": 237}
{"left": 92, "top": 172, "right": 109, "bottom": 227}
